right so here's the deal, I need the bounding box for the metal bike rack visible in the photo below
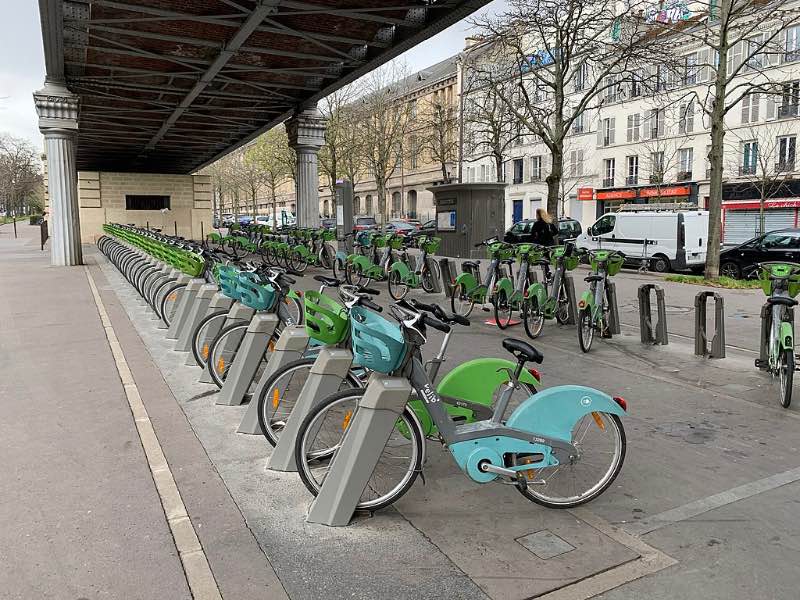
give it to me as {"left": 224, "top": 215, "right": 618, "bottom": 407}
{"left": 165, "top": 275, "right": 196, "bottom": 338}
{"left": 694, "top": 291, "right": 726, "bottom": 358}
{"left": 185, "top": 291, "right": 235, "bottom": 366}
{"left": 638, "top": 284, "right": 668, "bottom": 345}
{"left": 175, "top": 284, "right": 218, "bottom": 353}
{"left": 424, "top": 255, "right": 442, "bottom": 294}
{"left": 563, "top": 275, "right": 579, "bottom": 325}
{"left": 268, "top": 347, "right": 355, "bottom": 471}
{"left": 216, "top": 313, "right": 279, "bottom": 406}
{"left": 198, "top": 303, "right": 255, "bottom": 384}
{"left": 306, "top": 374, "right": 412, "bottom": 527}
{"left": 606, "top": 281, "right": 621, "bottom": 335}
{"left": 238, "top": 325, "right": 310, "bottom": 434}
{"left": 439, "top": 258, "right": 456, "bottom": 296}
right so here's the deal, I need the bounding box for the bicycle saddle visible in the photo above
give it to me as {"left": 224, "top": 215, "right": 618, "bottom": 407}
{"left": 462, "top": 260, "right": 480, "bottom": 268}
{"left": 313, "top": 275, "right": 342, "bottom": 287}
{"left": 767, "top": 296, "right": 798, "bottom": 307}
{"left": 502, "top": 338, "right": 543, "bottom": 364}
{"left": 584, "top": 275, "right": 604, "bottom": 283}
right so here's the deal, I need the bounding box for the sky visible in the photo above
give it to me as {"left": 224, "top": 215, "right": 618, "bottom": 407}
{"left": 0, "top": 1, "right": 505, "bottom": 149}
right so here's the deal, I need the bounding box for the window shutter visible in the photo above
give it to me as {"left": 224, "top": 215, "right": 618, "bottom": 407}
{"left": 751, "top": 93, "right": 760, "bottom": 122}
{"left": 609, "top": 117, "right": 616, "bottom": 144}
{"left": 627, "top": 115, "right": 633, "bottom": 142}
{"left": 578, "top": 149, "right": 584, "bottom": 176}
{"left": 767, "top": 94, "right": 777, "bottom": 119}
{"left": 642, "top": 112, "right": 651, "bottom": 140}
{"left": 597, "top": 123, "right": 604, "bottom": 147}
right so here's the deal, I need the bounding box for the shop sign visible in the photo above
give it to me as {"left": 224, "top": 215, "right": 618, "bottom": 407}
{"left": 639, "top": 185, "right": 691, "bottom": 198}
{"left": 577, "top": 187, "right": 594, "bottom": 201}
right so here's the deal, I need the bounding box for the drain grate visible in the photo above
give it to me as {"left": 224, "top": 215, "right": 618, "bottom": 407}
{"left": 516, "top": 530, "right": 575, "bottom": 560}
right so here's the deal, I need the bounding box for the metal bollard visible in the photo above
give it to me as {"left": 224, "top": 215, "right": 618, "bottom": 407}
{"left": 638, "top": 284, "right": 669, "bottom": 345}
{"left": 606, "top": 281, "right": 621, "bottom": 335}
{"left": 439, "top": 258, "right": 457, "bottom": 296}
{"left": 694, "top": 291, "right": 726, "bottom": 358}
{"left": 563, "top": 275, "right": 579, "bottom": 325}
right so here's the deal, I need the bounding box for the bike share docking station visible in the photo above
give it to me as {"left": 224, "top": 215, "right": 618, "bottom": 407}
{"left": 267, "top": 347, "right": 355, "bottom": 471}
{"left": 216, "top": 312, "right": 280, "bottom": 406}
{"left": 638, "top": 284, "right": 669, "bottom": 345}
{"left": 756, "top": 301, "right": 794, "bottom": 370}
{"left": 199, "top": 303, "right": 255, "bottom": 384}
{"left": 694, "top": 291, "right": 726, "bottom": 358}
{"left": 185, "top": 288, "right": 235, "bottom": 366}
{"left": 166, "top": 277, "right": 205, "bottom": 339}
{"left": 175, "top": 283, "right": 217, "bottom": 353}
{"left": 306, "top": 374, "right": 413, "bottom": 527}
{"left": 238, "top": 325, "right": 309, "bottom": 434}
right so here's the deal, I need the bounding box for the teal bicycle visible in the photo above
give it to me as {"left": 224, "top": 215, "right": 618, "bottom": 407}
{"left": 754, "top": 262, "right": 800, "bottom": 408}
{"left": 294, "top": 300, "right": 628, "bottom": 511}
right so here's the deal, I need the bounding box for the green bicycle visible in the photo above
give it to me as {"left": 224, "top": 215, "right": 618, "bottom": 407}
{"left": 450, "top": 237, "right": 515, "bottom": 317}
{"left": 523, "top": 243, "right": 581, "bottom": 338}
{"left": 493, "top": 243, "right": 546, "bottom": 329}
{"left": 576, "top": 250, "right": 625, "bottom": 353}
{"left": 387, "top": 235, "right": 442, "bottom": 300}
{"left": 754, "top": 262, "right": 800, "bottom": 408}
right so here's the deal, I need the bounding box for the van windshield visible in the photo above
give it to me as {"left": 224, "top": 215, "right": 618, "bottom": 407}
{"left": 593, "top": 214, "right": 615, "bottom": 235}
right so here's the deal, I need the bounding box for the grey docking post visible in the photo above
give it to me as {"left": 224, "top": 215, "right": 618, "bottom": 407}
{"left": 638, "top": 284, "right": 669, "bottom": 345}
{"left": 694, "top": 291, "right": 726, "bottom": 358}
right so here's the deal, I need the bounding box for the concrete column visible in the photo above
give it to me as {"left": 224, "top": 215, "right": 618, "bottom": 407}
{"left": 286, "top": 106, "right": 326, "bottom": 228}
{"left": 34, "top": 82, "right": 82, "bottom": 266}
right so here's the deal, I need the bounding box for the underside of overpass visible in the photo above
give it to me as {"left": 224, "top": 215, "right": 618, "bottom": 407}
{"left": 35, "top": 0, "right": 488, "bottom": 264}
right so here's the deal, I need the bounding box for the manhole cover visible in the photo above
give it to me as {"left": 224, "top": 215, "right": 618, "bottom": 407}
{"left": 517, "top": 530, "right": 575, "bottom": 560}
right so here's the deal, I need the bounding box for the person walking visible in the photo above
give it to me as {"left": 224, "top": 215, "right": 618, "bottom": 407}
{"left": 531, "top": 208, "right": 558, "bottom": 247}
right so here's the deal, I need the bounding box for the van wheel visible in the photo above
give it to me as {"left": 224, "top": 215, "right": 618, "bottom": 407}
{"left": 650, "top": 255, "right": 670, "bottom": 273}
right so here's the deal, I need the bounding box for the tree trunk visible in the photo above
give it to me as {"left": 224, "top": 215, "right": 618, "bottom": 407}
{"left": 546, "top": 149, "right": 563, "bottom": 218}
{"left": 494, "top": 153, "right": 503, "bottom": 183}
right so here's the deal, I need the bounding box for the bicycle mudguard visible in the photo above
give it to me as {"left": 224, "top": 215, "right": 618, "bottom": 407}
{"left": 495, "top": 277, "right": 514, "bottom": 298}
{"left": 351, "top": 255, "right": 373, "bottom": 271}
{"left": 526, "top": 282, "right": 548, "bottom": 307}
{"left": 436, "top": 358, "right": 540, "bottom": 408}
{"left": 454, "top": 271, "right": 478, "bottom": 292}
{"left": 506, "top": 385, "right": 626, "bottom": 443}
{"left": 577, "top": 289, "right": 595, "bottom": 312}
{"left": 780, "top": 321, "right": 794, "bottom": 350}
{"left": 390, "top": 260, "right": 412, "bottom": 278}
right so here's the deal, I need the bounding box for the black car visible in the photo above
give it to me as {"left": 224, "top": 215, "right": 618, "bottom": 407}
{"left": 504, "top": 217, "right": 582, "bottom": 244}
{"left": 720, "top": 228, "right": 800, "bottom": 279}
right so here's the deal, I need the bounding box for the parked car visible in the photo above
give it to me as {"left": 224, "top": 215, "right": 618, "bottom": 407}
{"left": 385, "top": 220, "right": 417, "bottom": 236}
{"left": 353, "top": 215, "right": 378, "bottom": 231}
{"left": 221, "top": 213, "right": 235, "bottom": 227}
{"left": 719, "top": 228, "right": 800, "bottom": 279}
{"left": 504, "top": 217, "right": 583, "bottom": 245}
{"left": 575, "top": 210, "right": 709, "bottom": 273}
{"left": 417, "top": 219, "right": 436, "bottom": 236}
{"left": 321, "top": 218, "right": 337, "bottom": 230}
{"left": 401, "top": 218, "right": 422, "bottom": 229}
{"left": 254, "top": 215, "right": 271, "bottom": 227}
{"left": 237, "top": 215, "right": 253, "bottom": 225}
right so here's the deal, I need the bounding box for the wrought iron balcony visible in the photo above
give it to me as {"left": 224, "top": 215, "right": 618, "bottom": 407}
{"left": 602, "top": 177, "right": 615, "bottom": 187}
{"left": 738, "top": 165, "right": 757, "bottom": 176}
{"left": 677, "top": 171, "right": 693, "bottom": 181}
{"left": 626, "top": 175, "right": 638, "bottom": 185}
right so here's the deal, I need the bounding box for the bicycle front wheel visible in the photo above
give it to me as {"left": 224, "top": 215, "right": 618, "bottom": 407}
{"left": 295, "top": 389, "right": 424, "bottom": 511}
{"left": 555, "top": 283, "right": 571, "bottom": 324}
{"left": 421, "top": 258, "right": 441, "bottom": 293}
{"left": 208, "top": 322, "right": 250, "bottom": 388}
{"left": 523, "top": 297, "right": 545, "bottom": 339}
{"left": 493, "top": 288, "right": 513, "bottom": 329}
{"left": 387, "top": 269, "right": 408, "bottom": 301}
{"left": 578, "top": 307, "right": 594, "bottom": 353}
{"left": 192, "top": 311, "right": 230, "bottom": 367}
{"left": 450, "top": 282, "right": 474, "bottom": 317}
{"left": 159, "top": 283, "right": 186, "bottom": 327}
{"left": 780, "top": 348, "right": 795, "bottom": 408}
{"left": 511, "top": 412, "right": 626, "bottom": 508}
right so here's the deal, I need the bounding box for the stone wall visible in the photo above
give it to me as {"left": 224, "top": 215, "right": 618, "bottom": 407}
{"left": 75, "top": 172, "right": 213, "bottom": 243}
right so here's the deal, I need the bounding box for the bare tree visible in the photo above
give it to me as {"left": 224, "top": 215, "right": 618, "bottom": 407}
{"left": 0, "top": 134, "right": 43, "bottom": 234}
{"left": 416, "top": 93, "right": 458, "bottom": 182}
{"left": 461, "top": 67, "right": 520, "bottom": 182}
{"left": 470, "top": 0, "right": 668, "bottom": 216}
{"left": 652, "top": 0, "right": 800, "bottom": 278}
{"left": 357, "top": 63, "right": 412, "bottom": 224}
{"left": 249, "top": 127, "right": 294, "bottom": 227}
{"left": 319, "top": 87, "right": 364, "bottom": 210}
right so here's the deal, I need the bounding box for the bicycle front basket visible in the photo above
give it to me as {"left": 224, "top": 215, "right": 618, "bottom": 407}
{"left": 607, "top": 253, "right": 625, "bottom": 276}
{"left": 420, "top": 236, "right": 441, "bottom": 254}
{"left": 350, "top": 306, "right": 406, "bottom": 374}
{"left": 237, "top": 271, "right": 276, "bottom": 311}
{"left": 304, "top": 291, "right": 349, "bottom": 345}
{"left": 218, "top": 266, "right": 241, "bottom": 300}
{"left": 389, "top": 236, "right": 405, "bottom": 250}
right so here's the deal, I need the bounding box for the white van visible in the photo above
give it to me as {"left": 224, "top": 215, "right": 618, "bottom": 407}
{"left": 254, "top": 209, "right": 296, "bottom": 228}
{"left": 576, "top": 210, "right": 709, "bottom": 272}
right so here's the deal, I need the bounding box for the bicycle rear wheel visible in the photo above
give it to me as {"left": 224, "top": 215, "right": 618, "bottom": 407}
{"left": 192, "top": 311, "right": 229, "bottom": 367}
{"left": 159, "top": 283, "right": 186, "bottom": 327}
{"left": 450, "top": 282, "right": 474, "bottom": 317}
{"left": 295, "top": 389, "right": 424, "bottom": 511}
{"left": 555, "top": 283, "right": 571, "bottom": 324}
{"left": 208, "top": 322, "right": 250, "bottom": 388}
{"left": 523, "top": 297, "right": 544, "bottom": 339}
{"left": 421, "top": 258, "right": 441, "bottom": 293}
{"left": 511, "top": 412, "right": 626, "bottom": 508}
{"left": 387, "top": 270, "right": 409, "bottom": 301}
{"left": 493, "top": 288, "right": 513, "bottom": 329}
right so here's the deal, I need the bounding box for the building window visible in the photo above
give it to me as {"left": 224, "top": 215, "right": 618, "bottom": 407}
{"left": 678, "top": 148, "right": 694, "bottom": 180}
{"left": 125, "top": 195, "right": 170, "bottom": 210}
{"left": 741, "top": 93, "right": 760, "bottom": 123}
{"left": 604, "top": 75, "right": 618, "bottom": 103}
{"left": 513, "top": 158, "right": 524, "bottom": 184}
{"left": 570, "top": 149, "right": 584, "bottom": 177}
{"left": 480, "top": 164, "right": 486, "bottom": 182}
{"left": 353, "top": 196, "right": 360, "bottom": 214}
{"left": 391, "top": 191, "right": 401, "bottom": 216}
{"left": 365, "top": 194, "right": 373, "bottom": 214}
{"left": 626, "top": 113, "right": 640, "bottom": 142}
{"left": 777, "top": 136, "right": 796, "bottom": 171}
{"left": 574, "top": 62, "right": 588, "bottom": 92}
{"left": 626, "top": 155, "right": 639, "bottom": 185}
{"left": 656, "top": 64, "right": 669, "bottom": 91}
{"left": 779, "top": 81, "right": 800, "bottom": 118}
{"left": 683, "top": 52, "right": 698, "bottom": 85}
{"left": 785, "top": 25, "right": 800, "bottom": 62}
{"left": 530, "top": 155, "right": 542, "bottom": 181}
{"left": 600, "top": 117, "right": 615, "bottom": 147}
{"left": 603, "top": 158, "right": 615, "bottom": 187}
{"left": 679, "top": 101, "right": 695, "bottom": 134}
{"left": 409, "top": 136, "right": 418, "bottom": 169}
{"left": 746, "top": 34, "right": 767, "bottom": 70}
{"left": 727, "top": 40, "right": 744, "bottom": 74}
{"left": 409, "top": 99, "right": 417, "bottom": 118}
{"left": 650, "top": 152, "right": 665, "bottom": 183}
{"left": 630, "top": 70, "right": 643, "bottom": 97}
{"left": 407, "top": 190, "right": 417, "bottom": 218}
{"left": 572, "top": 111, "right": 585, "bottom": 134}
{"left": 741, "top": 141, "right": 758, "bottom": 175}
{"left": 645, "top": 108, "right": 664, "bottom": 139}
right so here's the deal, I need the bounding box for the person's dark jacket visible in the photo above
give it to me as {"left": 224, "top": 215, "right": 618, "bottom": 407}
{"left": 531, "top": 219, "right": 558, "bottom": 246}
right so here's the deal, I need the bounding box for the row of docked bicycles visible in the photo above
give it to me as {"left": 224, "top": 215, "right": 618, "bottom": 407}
{"left": 449, "top": 237, "right": 626, "bottom": 353}
{"left": 97, "top": 223, "right": 629, "bottom": 515}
